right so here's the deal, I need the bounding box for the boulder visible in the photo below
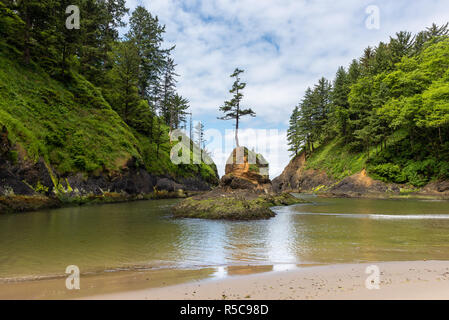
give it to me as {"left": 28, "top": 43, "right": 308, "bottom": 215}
{"left": 220, "top": 147, "right": 272, "bottom": 193}
{"left": 172, "top": 147, "right": 306, "bottom": 220}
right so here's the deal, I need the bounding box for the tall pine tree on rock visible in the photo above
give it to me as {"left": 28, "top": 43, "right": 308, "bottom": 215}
{"left": 218, "top": 68, "right": 256, "bottom": 147}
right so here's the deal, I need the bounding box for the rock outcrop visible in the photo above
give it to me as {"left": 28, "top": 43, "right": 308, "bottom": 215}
{"left": 220, "top": 147, "right": 272, "bottom": 193}
{"left": 272, "top": 153, "right": 335, "bottom": 193}
{"left": 273, "top": 152, "right": 402, "bottom": 197}
{"left": 273, "top": 151, "right": 449, "bottom": 199}
{"left": 173, "top": 147, "right": 304, "bottom": 220}
{"left": 0, "top": 127, "right": 218, "bottom": 213}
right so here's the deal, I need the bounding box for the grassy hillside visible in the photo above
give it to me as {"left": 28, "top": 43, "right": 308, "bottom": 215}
{"left": 305, "top": 130, "right": 408, "bottom": 180}
{"left": 289, "top": 28, "right": 449, "bottom": 188}
{"left": 0, "top": 45, "right": 218, "bottom": 183}
{"left": 306, "top": 127, "right": 447, "bottom": 187}
{"left": 0, "top": 47, "right": 140, "bottom": 173}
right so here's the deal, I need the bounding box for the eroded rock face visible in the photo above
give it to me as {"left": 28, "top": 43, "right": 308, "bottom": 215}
{"left": 172, "top": 189, "right": 305, "bottom": 220}
{"left": 220, "top": 147, "right": 272, "bottom": 193}
{"left": 418, "top": 180, "right": 449, "bottom": 196}
{"left": 272, "top": 153, "right": 335, "bottom": 193}
{"left": 327, "top": 169, "right": 400, "bottom": 197}
{"left": 272, "top": 153, "right": 400, "bottom": 196}
{"left": 172, "top": 147, "right": 307, "bottom": 220}
{"left": 0, "top": 127, "right": 215, "bottom": 199}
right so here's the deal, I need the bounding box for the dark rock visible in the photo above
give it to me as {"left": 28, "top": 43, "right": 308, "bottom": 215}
{"left": 273, "top": 152, "right": 408, "bottom": 198}
{"left": 0, "top": 167, "right": 35, "bottom": 196}
{"left": 221, "top": 175, "right": 256, "bottom": 190}
{"left": 173, "top": 191, "right": 305, "bottom": 221}
{"left": 272, "top": 153, "right": 335, "bottom": 193}
{"left": 178, "top": 177, "right": 213, "bottom": 191}
{"left": 156, "top": 178, "right": 183, "bottom": 192}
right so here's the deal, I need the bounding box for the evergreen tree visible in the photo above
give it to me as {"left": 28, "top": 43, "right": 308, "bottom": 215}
{"left": 105, "top": 41, "right": 140, "bottom": 125}
{"left": 0, "top": 1, "right": 24, "bottom": 48}
{"left": 218, "top": 68, "right": 256, "bottom": 147}
{"left": 127, "top": 5, "right": 167, "bottom": 100}
{"left": 8, "top": 0, "right": 57, "bottom": 65}
{"left": 297, "top": 88, "right": 315, "bottom": 152}
{"left": 287, "top": 105, "right": 301, "bottom": 156}
{"left": 312, "top": 77, "right": 333, "bottom": 142}
{"left": 160, "top": 57, "right": 178, "bottom": 127}
{"left": 97, "top": 0, "right": 128, "bottom": 66}
{"left": 347, "top": 59, "right": 361, "bottom": 84}
{"left": 195, "top": 121, "right": 205, "bottom": 150}
{"left": 360, "top": 46, "right": 375, "bottom": 76}
{"left": 389, "top": 31, "right": 414, "bottom": 64}
{"left": 170, "top": 94, "right": 190, "bottom": 130}
{"left": 331, "top": 67, "right": 350, "bottom": 140}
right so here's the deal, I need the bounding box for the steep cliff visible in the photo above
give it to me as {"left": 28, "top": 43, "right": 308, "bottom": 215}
{"left": 0, "top": 49, "right": 218, "bottom": 212}
{"left": 173, "top": 147, "right": 304, "bottom": 220}
{"left": 273, "top": 150, "right": 449, "bottom": 199}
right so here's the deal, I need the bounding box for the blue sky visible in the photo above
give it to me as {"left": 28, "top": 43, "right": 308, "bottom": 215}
{"left": 123, "top": 0, "right": 449, "bottom": 177}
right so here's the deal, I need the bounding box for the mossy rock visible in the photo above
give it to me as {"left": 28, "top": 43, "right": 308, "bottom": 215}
{"left": 172, "top": 193, "right": 305, "bottom": 221}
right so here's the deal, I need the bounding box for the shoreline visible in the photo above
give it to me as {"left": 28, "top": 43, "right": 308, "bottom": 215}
{"left": 2, "top": 261, "right": 449, "bottom": 300}
{"left": 0, "top": 190, "right": 195, "bottom": 215}
{"left": 87, "top": 261, "right": 449, "bottom": 300}
{"left": 1, "top": 189, "right": 448, "bottom": 215}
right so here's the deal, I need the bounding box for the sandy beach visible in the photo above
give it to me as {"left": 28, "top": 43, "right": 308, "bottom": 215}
{"left": 84, "top": 261, "right": 449, "bottom": 300}
{"left": 2, "top": 261, "right": 449, "bottom": 300}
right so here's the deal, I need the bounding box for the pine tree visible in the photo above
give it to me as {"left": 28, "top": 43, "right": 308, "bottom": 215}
{"left": 297, "top": 88, "right": 315, "bottom": 153}
{"left": 218, "top": 68, "right": 256, "bottom": 147}
{"left": 105, "top": 40, "right": 140, "bottom": 125}
{"left": 126, "top": 5, "right": 167, "bottom": 100}
{"left": 347, "top": 59, "right": 361, "bottom": 84}
{"left": 0, "top": 2, "right": 24, "bottom": 48}
{"left": 160, "top": 57, "right": 178, "bottom": 127}
{"left": 170, "top": 94, "right": 190, "bottom": 130}
{"left": 313, "top": 77, "right": 333, "bottom": 142}
{"left": 389, "top": 31, "right": 414, "bottom": 64}
{"left": 331, "top": 67, "right": 350, "bottom": 139}
{"left": 360, "top": 46, "right": 375, "bottom": 76}
{"left": 9, "top": 0, "right": 57, "bottom": 65}
{"left": 195, "top": 121, "right": 205, "bottom": 150}
{"left": 97, "top": 0, "right": 129, "bottom": 66}
{"left": 287, "top": 106, "right": 301, "bottom": 156}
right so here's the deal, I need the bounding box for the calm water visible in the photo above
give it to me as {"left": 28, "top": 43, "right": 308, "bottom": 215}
{"left": 1, "top": 196, "right": 449, "bottom": 280}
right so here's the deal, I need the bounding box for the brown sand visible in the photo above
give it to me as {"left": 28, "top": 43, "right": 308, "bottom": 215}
{"left": 86, "top": 261, "right": 449, "bottom": 300}
{"left": 2, "top": 261, "right": 449, "bottom": 300}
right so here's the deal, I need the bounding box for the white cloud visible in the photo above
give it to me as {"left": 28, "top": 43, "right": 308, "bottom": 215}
{"left": 204, "top": 128, "right": 289, "bottom": 178}
{"left": 125, "top": 0, "right": 449, "bottom": 177}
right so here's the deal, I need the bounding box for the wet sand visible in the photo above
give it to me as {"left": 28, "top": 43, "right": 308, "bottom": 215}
{"left": 88, "top": 261, "right": 449, "bottom": 300}
{"left": 2, "top": 261, "right": 449, "bottom": 300}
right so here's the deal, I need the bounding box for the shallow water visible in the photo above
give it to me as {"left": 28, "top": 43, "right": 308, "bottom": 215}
{"left": 1, "top": 195, "right": 449, "bottom": 280}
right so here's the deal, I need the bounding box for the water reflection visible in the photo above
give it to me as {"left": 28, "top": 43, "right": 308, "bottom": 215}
{"left": 1, "top": 197, "right": 449, "bottom": 280}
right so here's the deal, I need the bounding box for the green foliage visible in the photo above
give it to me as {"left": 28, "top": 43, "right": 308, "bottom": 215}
{"left": 305, "top": 138, "right": 367, "bottom": 180}
{"left": 368, "top": 164, "right": 406, "bottom": 184}
{"left": 0, "top": 1, "right": 219, "bottom": 187}
{"left": 288, "top": 24, "right": 449, "bottom": 187}
{"left": 219, "top": 68, "right": 256, "bottom": 147}
{"left": 0, "top": 52, "right": 141, "bottom": 173}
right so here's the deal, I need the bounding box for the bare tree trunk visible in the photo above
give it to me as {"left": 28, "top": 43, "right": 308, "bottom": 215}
{"left": 235, "top": 119, "right": 239, "bottom": 147}
{"left": 235, "top": 89, "right": 240, "bottom": 147}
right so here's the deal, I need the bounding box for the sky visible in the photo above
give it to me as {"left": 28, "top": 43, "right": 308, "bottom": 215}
{"left": 123, "top": 0, "right": 449, "bottom": 178}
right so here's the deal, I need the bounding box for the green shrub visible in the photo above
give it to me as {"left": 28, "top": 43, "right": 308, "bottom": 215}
{"left": 8, "top": 150, "right": 18, "bottom": 164}
{"left": 439, "top": 162, "right": 449, "bottom": 179}
{"left": 368, "top": 163, "right": 406, "bottom": 183}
